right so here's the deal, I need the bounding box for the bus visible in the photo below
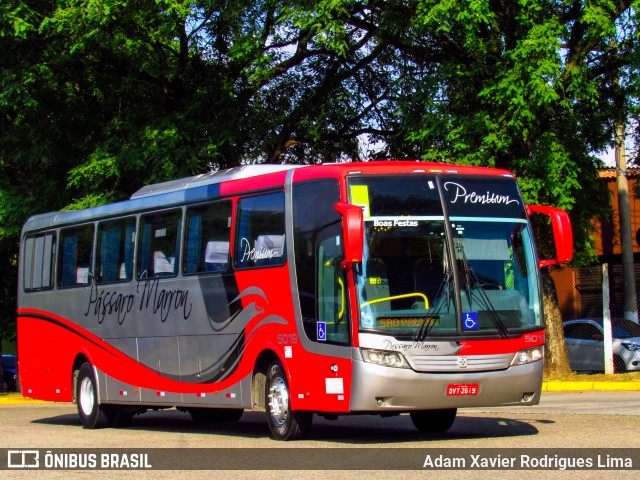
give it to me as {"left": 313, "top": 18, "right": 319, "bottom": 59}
{"left": 17, "top": 161, "right": 572, "bottom": 440}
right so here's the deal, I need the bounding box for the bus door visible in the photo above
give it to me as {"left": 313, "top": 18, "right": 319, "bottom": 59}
{"left": 291, "top": 179, "right": 353, "bottom": 412}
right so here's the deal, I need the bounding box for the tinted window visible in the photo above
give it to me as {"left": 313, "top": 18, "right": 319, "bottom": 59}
{"left": 235, "top": 192, "right": 286, "bottom": 269}
{"left": 316, "top": 228, "right": 349, "bottom": 344}
{"left": 441, "top": 176, "right": 526, "bottom": 219}
{"left": 564, "top": 323, "right": 602, "bottom": 341}
{"left": 59, "top": 225, "right": 94, "bottom": 287}
{"left": 613, "top": 319, "right": 640, "bottom": 338}
{"left": 137, "top": 210, "right": 181, "bottom": 278}
{"left": 184, "top": 201, "right": 232, "bottom": 274}
{"left": 348, "top": 176, "right": 442, "bottom": 217}
{"left": 293, "top": 180, "right": 349, "bottom": 344}
{"left": 23, "top": 232, "right": 56, "bottom": 291}
{"left": 96, "top": 218, "right": 135, "bottom": 283}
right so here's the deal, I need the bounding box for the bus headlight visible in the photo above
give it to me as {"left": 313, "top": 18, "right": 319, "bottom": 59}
{"left": 511, "top": 346, "right": 544, "bottom": 366}
{"left": 361, "top": 349, "right": 410, "bottom": 368}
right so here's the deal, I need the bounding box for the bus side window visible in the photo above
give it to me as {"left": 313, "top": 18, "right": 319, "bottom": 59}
{"left": 96, "top": 218, "right": 135, "bottom": 284}
{"left": 235, "top": 192, "right": 286, "bottom": 269}
{"left": 23, "top": 232, "right": 56, "bottom": 291}
{"left": 317, "top": 233, "right": 349, "bottom": 344}
{"left": 137, "top": 210, "right": 181, "bottom": 279}
{"left": 184, "top": 201, "right": 232, "bottom": 274}
{"left": 58, "top": 225, "right": 94, "bottom": 287}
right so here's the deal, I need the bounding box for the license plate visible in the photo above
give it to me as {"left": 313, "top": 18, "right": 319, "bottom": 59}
{"left": 447, "top": 383, "right": 479, "bottom": 396}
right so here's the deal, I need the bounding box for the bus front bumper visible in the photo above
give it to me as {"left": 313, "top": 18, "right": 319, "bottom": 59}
{"left": 349, "top": 359, "right": 543, "bottom": 412}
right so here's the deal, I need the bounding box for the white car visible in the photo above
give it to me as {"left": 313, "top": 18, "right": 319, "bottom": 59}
{"left": 562, "top": 318, "right": 640, "bottom": 373}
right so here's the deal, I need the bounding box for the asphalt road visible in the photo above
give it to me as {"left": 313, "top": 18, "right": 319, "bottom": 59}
{"left": 1, "top": 391, "right": 639, "bottom": 479}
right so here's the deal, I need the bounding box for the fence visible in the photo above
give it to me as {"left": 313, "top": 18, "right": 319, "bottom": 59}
{"left": 551, "top": 263, "right": 640, "bottom": 374}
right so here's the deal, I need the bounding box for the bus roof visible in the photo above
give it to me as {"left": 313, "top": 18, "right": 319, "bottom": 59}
{"left": 130, "top": 165, "right": 298, "bottom": 199}
{"left": 22, "top": 161, "right": 515, "bottom": 233}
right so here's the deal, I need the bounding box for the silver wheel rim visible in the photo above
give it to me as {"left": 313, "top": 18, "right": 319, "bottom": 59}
{"left": 79, "top": 377, "right": 95, "bottom": 416}
{"left": 268, "top": 376, "right": 289, "bottom": 427}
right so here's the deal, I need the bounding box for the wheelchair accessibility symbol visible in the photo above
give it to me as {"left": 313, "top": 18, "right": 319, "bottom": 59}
{"left": 463, "top": 312, "right": 479, "bottom": 330}
{"left": 317, "top": 321, "right": 327, "bottom": 341}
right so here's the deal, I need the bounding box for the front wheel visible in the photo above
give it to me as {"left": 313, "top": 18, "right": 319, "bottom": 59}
{"left": 410, "top": 408, "right": 457, "bottom": 433}
{"left": 76, "top": 362, "right": 109, "bottom": 429}
{"left": 265, "top": 361, "right": 312, "bottom": 440}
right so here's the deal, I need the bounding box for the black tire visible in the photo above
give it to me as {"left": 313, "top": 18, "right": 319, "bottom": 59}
{"left": 189, "top": 408, "right": 244, "bottom": 423}
{"left": 265, "top": 361, "right": 312, "bottom": 440}
{"left": 614, "top": 355, "right": 627, "bottom": 374}
{"left": 75, "top": 362, "right": 109, "bottom": 429}
{"left": 410, "top": 408, "right": 457, "bottom": 433}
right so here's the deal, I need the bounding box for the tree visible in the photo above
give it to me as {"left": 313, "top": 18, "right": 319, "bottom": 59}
{"left": 354, "top": 1, "right": 639, "bottom": 375}
{"left": 2, "top": 1, "right": 640, "bottom": 374}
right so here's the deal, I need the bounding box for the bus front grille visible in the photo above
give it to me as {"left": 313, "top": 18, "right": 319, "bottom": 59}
{"left": 408, "top": 354, "right": 513, "bottom": 372}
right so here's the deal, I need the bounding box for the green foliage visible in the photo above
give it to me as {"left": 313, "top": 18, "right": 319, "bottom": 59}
{"left": 61, "top": 194, "right": 114, "bottom": 212}
{"left": 1, "top": 0, "right": 639, "bottom": 334}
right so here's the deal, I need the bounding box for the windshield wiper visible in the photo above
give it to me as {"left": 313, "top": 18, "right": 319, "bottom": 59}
{"left": 415, "top": 266, "right": 454, "bottom": 341}
{"left": 458, "top": 244, "right": 510, "bottom": 339}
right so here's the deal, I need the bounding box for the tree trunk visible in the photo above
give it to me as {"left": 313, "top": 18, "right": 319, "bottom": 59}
{"left": 615, "top": 122, "right": 639, "bottom": 323}
{"left": 541, "top": 270, "right": 571, "bottom": 377}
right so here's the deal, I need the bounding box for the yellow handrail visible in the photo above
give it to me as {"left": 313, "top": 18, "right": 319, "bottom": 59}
{"left": 361, "top": 292, "right": 429, "bottom": 309}
{"left": 338, "top": 277, "right": 345, "bottom": 320}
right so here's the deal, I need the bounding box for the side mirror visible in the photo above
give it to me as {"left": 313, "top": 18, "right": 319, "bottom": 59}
{"left": 527, "top": 204, "right": 573, "bottom": 268}
{"left": 334, "top": 202, "right": 364, "bottom": 264}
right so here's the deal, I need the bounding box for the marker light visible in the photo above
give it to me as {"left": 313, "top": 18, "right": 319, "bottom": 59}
{"left": 361, "top": 349, "right": 410, "bottom": 368}
{"left": 511, "top": 346, "right": 544, "bottom": 366}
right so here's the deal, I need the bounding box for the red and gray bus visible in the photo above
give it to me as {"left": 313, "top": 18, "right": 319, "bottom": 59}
{"left": 17, "top": 161, "right": 572, "bottom": 440}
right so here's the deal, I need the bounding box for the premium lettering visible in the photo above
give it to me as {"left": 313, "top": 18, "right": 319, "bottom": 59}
{"left": 444, "top": 181, "right": 520, "bottom": 206}
{"left": 240, "top": 237, "right": 282, "bottom": 263}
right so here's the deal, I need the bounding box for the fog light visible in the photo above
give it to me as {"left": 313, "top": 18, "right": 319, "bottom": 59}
{"left": 522, "top": 392, "right": 535, "bottom": 402}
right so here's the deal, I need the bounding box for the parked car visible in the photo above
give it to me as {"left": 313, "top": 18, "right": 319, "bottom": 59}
{"left": 563, "top": 318, "right": 640, "bottom": 373}
{"left": 2, "top": 354, "right": 17, "bottom": 392}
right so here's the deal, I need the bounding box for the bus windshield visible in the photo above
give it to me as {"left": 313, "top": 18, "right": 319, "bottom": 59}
{"left": 349, "top": 175, "right": 541, "bottom": 338}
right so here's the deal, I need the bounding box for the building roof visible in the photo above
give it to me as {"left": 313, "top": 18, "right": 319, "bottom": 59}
{"left": 599, "top": 168, "right": 640, "bottom": 179}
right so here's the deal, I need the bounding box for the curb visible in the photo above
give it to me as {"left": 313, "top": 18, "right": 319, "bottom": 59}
{"left": 0, "top": 393, "right": 53, "bottom": 405}
{"left": 542, "top": 381, "right": 640, "bottom": 392}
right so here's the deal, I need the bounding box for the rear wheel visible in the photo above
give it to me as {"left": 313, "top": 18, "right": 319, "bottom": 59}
{"left": 76, "top": 362, "right": 109, "bottom": 429}
{"left": 265, "top": 361, "right": 312, "bottom": 440}
{"left": 410, "top": 408, "right": 457, "bottom": 433}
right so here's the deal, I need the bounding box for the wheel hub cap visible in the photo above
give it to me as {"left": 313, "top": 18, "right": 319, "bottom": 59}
{"left": 79, "top": 377, "right": 95, "bottom": 416}
{"left": 268, "top": 377, "right": 289, "bottom": 426}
